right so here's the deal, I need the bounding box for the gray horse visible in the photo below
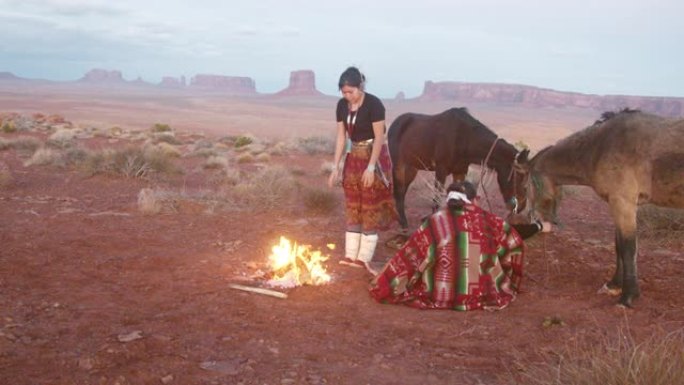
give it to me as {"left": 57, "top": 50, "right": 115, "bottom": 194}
{"left": 516, "top": 109, "right": 684, "bottom": 307}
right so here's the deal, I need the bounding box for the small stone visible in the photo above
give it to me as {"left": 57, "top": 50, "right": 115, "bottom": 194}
{"left": 281, "top": 379, "right": 296, "bottom": 385}
{"left": 372, "top": 353, "right": 384, "bottom": 363}
{"left": 117, "top": 330, "right": 143, "bottom": 343}
{"left": 160, "top": 374, "right": 174, "bottom": 384}
{"left": 78, "top": 357, "right": 95, "bottom": 370}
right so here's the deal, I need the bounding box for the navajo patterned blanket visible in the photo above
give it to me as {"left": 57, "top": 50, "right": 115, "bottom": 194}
{"left": 369, "top": 205, "right": 524, "bottom": 311}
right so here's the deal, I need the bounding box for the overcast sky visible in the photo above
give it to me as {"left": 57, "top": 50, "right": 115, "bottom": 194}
{"left": 1, "top": 0, "right": 682, "bottom": 98}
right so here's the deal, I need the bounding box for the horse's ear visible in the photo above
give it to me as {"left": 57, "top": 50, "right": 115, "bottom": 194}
{"left": 514, "top": 149, "right": 531, "bottom": 173}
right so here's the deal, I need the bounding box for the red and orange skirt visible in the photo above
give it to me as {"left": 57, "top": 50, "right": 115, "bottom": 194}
{"left": 342, "top": 140, "right": 397, "bottom": 232}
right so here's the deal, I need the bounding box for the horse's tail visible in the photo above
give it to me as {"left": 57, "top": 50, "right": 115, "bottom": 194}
{"left": 387, "top": 113, "right": 414, "bottom": 166}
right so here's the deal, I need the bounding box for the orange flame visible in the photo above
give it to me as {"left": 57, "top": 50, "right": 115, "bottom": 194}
{"left": 266, "top": 236, "right": 332, "bottom": 288}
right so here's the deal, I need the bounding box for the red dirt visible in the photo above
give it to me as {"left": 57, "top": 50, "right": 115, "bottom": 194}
{"left": 1, "top": 114, "right": 683, "bottom": 385}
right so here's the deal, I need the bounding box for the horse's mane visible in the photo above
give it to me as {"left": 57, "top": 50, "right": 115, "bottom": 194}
{"left": 593, "top": 107, "right": 640, "bottom": 126}
{"left": 448, "top": 107, "right": 495, "bottom": 135}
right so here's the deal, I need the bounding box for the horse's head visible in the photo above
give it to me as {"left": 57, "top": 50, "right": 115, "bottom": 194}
{"left": 499, "top": 149, "right": 530, "bottom": 214}
{"left": 513, "top": 149, "right": 562, "bottom": 225}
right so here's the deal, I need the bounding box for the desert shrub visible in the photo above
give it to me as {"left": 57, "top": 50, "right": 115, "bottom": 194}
{"left": 188, "top": 147, "right": 218, "bottom": 158}
{"left": 47, "top": 129, "right": 76, "bottom": 148}
{"left": 0, "top": 161, "right": 12, "bottom": 188}
{"left": 290, "top": 167, "right": 306, "bottom": 176}
{"left": 320, "top": 161, "right": 335, "bottom": 175}
{"left": 297, "top": 135, "right": 335, "bottom": 155}
{"left": 83, "top": 146, "right": 176, "bottom": 178}
{"left": 0, "top": 137, "right": 10, "bottom": 151}
{"left": 63, "top": 147, "right": 90, "bottom": 165}
{"left": 151, "top": 123, "right": 172, "bottom": 133}
{"left": 302, "top": 187, "right": 338, "bottom": 214}
{"left": 638, "top": 205, "right": 684, "bottom": 246}
{"left": 234, "top": 135, "right": 254, "bottom": 148}
{"left": 148, "top": 142, "right": 182, "bottom": 158}
{"left": 108, "top": 126, "right": 124, "bottom": 137}
{"left": 255, "top": 153, "right": 271, "bottom": 163}
{"left": 517, "top": 328, "right": 684, "bottom": 385}
{"left": 2, "top": 121, "right": 17, "bottom": 133}
{"left": 236, "top": 153, "right": 254, "bottom": 163}
{"left": 204, "top": 155, "right": 228, "bottom": 170}
{"left": 231, "top": 165, "right": 296, "bottom": 209}
{"left": 24, "top": 147, "right": 63, "bottom": 167}
{"left": 0, "top": 136, "right": 42, "bottom": 155}
{"left": 151, "top": 131, "right": 182, "bottom": 145}
{"left": 268, "top": 141, "right": 290, "bottom": 156}
{"left": 208, "top": 166, "right": 242, "bottom": 187}
{"left": 138, "top": 188, "right": 162, "bottom": 215}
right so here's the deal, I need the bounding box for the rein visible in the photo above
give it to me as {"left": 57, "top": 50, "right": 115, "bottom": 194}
{"left": 478, "top": 137, "right": 502, "bottom": 213}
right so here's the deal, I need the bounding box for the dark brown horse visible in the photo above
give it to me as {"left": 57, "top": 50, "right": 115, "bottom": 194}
{"left": 516, "top": 109, "right": 684, "bottom": 307}
{"left": 388, "top": 107, "right": 528, "bottom": 231}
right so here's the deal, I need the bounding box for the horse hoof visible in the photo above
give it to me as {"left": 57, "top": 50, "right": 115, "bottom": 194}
{"left": 617, "top": 293, "right": 639, "bottom": 308}
{"left": 597, "top": 283, "right": 622, "bottom": 296}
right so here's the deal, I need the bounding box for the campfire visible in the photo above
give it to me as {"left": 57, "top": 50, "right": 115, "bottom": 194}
{"left": 265, "top": 236, "right": 333, "bottom": 289}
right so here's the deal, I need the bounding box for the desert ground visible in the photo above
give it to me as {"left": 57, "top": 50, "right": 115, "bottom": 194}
{"left": 1, "top": 85, "right": 683, "bottom": 385}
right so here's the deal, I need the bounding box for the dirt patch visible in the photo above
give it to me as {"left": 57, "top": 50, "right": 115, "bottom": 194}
{"left": 1, "top": 115, "right": 683, "bottom": 385}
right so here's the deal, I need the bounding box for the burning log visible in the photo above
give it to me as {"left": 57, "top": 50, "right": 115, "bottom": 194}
{"left": 266, "top": 236, "right": 332, "bottom": 289}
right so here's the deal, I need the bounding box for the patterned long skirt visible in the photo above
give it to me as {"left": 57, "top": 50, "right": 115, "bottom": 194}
{"left": 342, "top": 142, "right": 397, "bottom": 233}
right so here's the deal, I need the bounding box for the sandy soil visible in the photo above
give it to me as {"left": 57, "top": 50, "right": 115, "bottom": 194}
{"left": 0, "top": 90, "right": 682, "bottom": 385}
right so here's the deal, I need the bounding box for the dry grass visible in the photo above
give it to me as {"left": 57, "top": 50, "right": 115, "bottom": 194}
{"left": 138, "top": 188, "right": 162, "bottom": 215}
{"left": 255, "top": 153, "right": 271, "bottom": 163}
{"left": 204, "top": 155, "right": 228, "bottom": 170}
{"left": 320, "top": 161, "right": 335, "bottom": 175}
{"left": 236, "top": 153, "right": 254, "bottom": 163}
{"left": 82, "top": 146, "right": 177, "bottom": 178}
{"left": 301, "top": 187, "right": 338, "bottom": 214}
{"left": 296, "top": 135, "right": 335, "bottom": 155}
{"left": 147, "top": 142, "right": 182, "bottom": 158}
{"left": 516, "top": 328, "right": 684, "bottom": 385}
{"left": 638, "top": 205, "right": 684, "bottom": 246}
{"left": 0, "top": 161, "right": 12, "bottom": 188}
{"left": 47, "top": 129, "right": 77, "bottom": 148}
{"left": 24, "top": 147, "right": 62, "bottom": 167}
{"left": 0, "top": 136, "right": 42, "bottom": 153}
{"left": 151, "top": 131, "right": 182, "bottom": 145}
{"left": 230, "top": 165, "right": 297, "bottom": 210}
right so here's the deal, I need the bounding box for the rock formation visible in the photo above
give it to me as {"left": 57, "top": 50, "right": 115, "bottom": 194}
{"left": 419, "top": 81, "right": 684, "bottom": 117}
{"left": 159, "top": 76, "right": 187, "bottom": 88}
{"left": 189, "top": 74, "right": 256, "bottom": 94}
{"left": 79, "top": 69, "right": 126, "bottom": 84}
{"left": 275, "top": 70, "right": 323, "bottom": 97}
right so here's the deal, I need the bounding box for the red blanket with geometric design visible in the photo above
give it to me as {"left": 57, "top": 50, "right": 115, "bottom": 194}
{"left": 370, "top": 204, "right": 524, "bottom": 311}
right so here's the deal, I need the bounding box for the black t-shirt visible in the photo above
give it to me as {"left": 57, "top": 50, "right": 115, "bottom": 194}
{"left": 336, "top": 93, "right": 385, "bottom": 142}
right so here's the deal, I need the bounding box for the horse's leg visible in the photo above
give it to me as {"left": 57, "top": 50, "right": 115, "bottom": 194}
{"left": 393, "top": 164, "right": 417, "bottom": 232}
{"left": 608, "top": 195, "right": 640, "bottom": 307}
{"left": 599, "top": 230, "right": 624, "bottom": 296}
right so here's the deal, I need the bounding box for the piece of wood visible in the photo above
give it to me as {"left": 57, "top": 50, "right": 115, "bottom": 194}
{"left": 228, "top": 284, "right": 288, "bottom": 299}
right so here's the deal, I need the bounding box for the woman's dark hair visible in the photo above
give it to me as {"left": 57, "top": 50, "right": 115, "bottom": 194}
{"left": 446, "top": 181, "right": 477, "bottom": 211}
{"left": 338, "top": 66, "right": 365, "bottom": 90}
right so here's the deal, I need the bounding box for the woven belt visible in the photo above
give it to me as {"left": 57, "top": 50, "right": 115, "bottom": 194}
{"left": 352, "top": 138, "right": 374, "bottom": 147}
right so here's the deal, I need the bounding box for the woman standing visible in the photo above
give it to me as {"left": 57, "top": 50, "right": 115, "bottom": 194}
{"left": 328, "top": 67, "right": 396, "bottom": 275}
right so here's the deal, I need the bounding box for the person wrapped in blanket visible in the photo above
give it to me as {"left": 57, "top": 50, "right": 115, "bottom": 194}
{"left": 369, "top": 181, "right": 549, "bottom": 311}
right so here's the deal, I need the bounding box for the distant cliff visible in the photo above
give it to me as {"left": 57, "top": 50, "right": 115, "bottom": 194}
{"left": 189, "top": 74, "right": 256, "bottom": 94}
{"left": 420, "top": 81, "right": 684, "bottom": 117}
